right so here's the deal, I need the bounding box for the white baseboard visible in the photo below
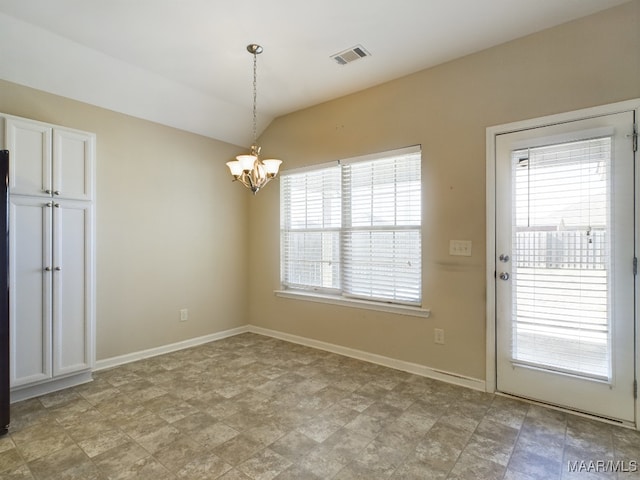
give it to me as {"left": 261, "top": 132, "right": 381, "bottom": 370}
{"left": 94, "top": 324, "right": 485, "bottom": 393}
{"left": 95, "top": 325, "right": 250, "bottom": 371}
{"left": 247, "top": 325, "right": 486, "bottom": 392}
{"left": 11, "top": 371, "right": 93, "bottom": 403}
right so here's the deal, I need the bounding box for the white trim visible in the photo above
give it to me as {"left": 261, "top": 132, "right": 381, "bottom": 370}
{"left": 488, "top": 99, "right": 640, "bottom": 136}
{"left": 338, "top": 144, "right": 421, "bottom": 165}
{"left": 274, "top": 289, "right": 431, "bottom": 318}
{"left": 486, "top": 125, "right": 498, "bottom": 393}
{"left": 249, "top": 325, "right": 485, "bottom": 391}
{"left": 495, "top": 392, "right": 634, "bottom": 429}
{"left": 94, "top": 326, "right": 249, "bottom": 371}
{"left": 635, "top": 103, "right": 640, "bottom": 432}
{"left": 486, "top": 98, "right": 640, "bottom": 430}
{"left": 279, "top": 160, "right": 339, "bottom": 176}
{"left": 10, "top": 371, "right": 93, "bottom": 403}
{"left": 280, "top": 146, "right": 422, "bottom": 176}
{"left": 93, "top": 323, "right": 483, "bottom": 393}
{"left": 509, "top": 126, "right": 615, "bottom": 151}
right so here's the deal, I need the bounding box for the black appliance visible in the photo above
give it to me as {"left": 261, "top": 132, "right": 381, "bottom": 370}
{"left": 0, "top": 150, "right": 8, "bottom": 435}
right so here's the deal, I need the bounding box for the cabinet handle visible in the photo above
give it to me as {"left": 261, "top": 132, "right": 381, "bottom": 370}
{"left": 54, "top": 203, "right": 60, "bottom": 208}
{"left": 44, "top": 267, "right": 52, "bottom": 272}
{"left": 55, "top": 267, "right": 62, "bottom": 271}
{"left": 53, "top": 191, "right": 60, "bottom": 196}
{"left": 44, "top": 189, "right": 52, "bottom": 195}
{"left": 46, "top": 202, "right": 53, "bottom": 208}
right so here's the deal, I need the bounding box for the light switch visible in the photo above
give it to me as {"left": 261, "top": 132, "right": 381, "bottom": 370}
{"left": 449, "top": 240, "right": 472, "bottom": 256}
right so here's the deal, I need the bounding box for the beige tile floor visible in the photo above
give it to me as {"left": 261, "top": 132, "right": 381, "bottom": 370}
{"left": 0, "top": 332, "right": 639, "bottom": 479}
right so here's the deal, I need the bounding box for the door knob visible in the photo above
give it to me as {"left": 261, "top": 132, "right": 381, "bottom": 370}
{"left": 499, "top": 272, "right": 510, "bottom": 281}
{"left": 499, "top": 254, "right": 510, "bottom": 262}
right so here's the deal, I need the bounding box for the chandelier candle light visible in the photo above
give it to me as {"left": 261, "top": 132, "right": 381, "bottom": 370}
{"left": 226, "top": 44, "right": 282, "bottom": 194}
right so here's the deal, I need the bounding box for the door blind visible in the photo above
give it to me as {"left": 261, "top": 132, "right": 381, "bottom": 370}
{"left": 511, "top": 137, "right": 611, "bottom": 380}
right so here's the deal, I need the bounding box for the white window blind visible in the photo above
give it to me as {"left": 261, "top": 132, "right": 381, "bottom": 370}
{"left": 511, "top": 137, "right": 611, "bottom": 380}
{"left": 342, "top": 153, "right": 422, "bottom": 304}
{"left": 280, "top": 146, "right": 422, "bottom": 305}
{"left": 280, "top": 164, "right": 342, "bottom": 292}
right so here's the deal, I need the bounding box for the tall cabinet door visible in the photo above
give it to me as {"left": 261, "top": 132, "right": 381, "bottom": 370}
{"left": 53, "top": 129, "right": 95, "bottom": 201}
{"left": 52, "top": 200, "right": 94, "bottom": 377}
{"left": 5, "top": 118, "right": 52, "bottom": 198}
{"left": 9, "top": 196, "right": 53, "bottom": 387}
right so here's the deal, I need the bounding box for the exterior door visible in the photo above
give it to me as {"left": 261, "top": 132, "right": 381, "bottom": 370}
{"left": 495, "top": 111, "right": 636, "bottom": 423}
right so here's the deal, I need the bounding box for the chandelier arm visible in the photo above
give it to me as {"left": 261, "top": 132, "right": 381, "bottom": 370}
{"left": 239, "top": 173, "right": 254, "bottom": 192}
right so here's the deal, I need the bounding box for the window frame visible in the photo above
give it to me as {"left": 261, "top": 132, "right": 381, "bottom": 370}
{"left": 277, "top": 146, "right": 429, "bottom": 318}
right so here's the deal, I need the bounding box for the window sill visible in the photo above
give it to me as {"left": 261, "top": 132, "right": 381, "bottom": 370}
{"left": 273, "top": 290, "right": 431, "bottom": 318}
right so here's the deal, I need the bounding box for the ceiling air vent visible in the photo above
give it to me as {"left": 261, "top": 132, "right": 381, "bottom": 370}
{"left": 331, "top": 45, "right": 370, "bottom": 65}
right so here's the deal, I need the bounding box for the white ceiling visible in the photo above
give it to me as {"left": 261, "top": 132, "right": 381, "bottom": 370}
{"left": 0, "top": 0, "right": 630, "bottom": 146}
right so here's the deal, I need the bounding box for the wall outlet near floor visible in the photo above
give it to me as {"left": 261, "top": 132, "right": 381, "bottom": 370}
{"left": 179, "top": 308, "right": 188, "bottom": 322}
{"left": 434, "top": 328, "right": 445, "bottom": 345}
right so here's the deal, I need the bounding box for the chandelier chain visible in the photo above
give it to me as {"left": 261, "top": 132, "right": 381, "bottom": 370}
{"left": 252, "top": 51, "right": 258, "bottom": 144}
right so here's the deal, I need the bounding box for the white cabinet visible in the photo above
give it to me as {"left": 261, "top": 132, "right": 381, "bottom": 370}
{"left": 52, "top": 200, "right": 93, "bottom": 378}
{"left": 9, "top": 196, "right": 52, "bottom": 387}
{"left": 5, "top": 116, "right": 94, "bottom": 200}
{"left": 2, "top": 113, "right": 95, "bottom": 401}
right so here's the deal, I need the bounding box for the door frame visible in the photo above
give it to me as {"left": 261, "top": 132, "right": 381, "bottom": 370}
{"left": 486, "top": 98, "right": 640, "bottom": 428}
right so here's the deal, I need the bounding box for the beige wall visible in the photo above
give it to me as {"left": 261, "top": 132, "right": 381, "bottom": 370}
{"left": 0, "top": 1, "right": 637, "bottom": 376}
{"left": 249, "top": 1, "right": 640, "bottom": 380}
{"left": 0, "top": 79, "right": 249, "bottom": 360}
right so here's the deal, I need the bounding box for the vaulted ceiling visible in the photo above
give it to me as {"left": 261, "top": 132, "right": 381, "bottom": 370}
{"left": 0, "top": 0, "right": 630, "bottom": 146}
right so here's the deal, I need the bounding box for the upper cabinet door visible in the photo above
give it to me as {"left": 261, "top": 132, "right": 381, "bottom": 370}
{"left": 3, "top": 116, "right": 95, "bottom": 201}
{"left": 5, "top": 117, "right": 52, "bottom": 197}
{"left": 53, "top": 128, "right": 95, "bottom": 201}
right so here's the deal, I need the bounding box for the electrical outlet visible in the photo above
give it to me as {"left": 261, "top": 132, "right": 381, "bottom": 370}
{"left": 180, "top": 308, "right": 188, "bottom": 322}
{"left": 434, "top": 328, "right": 445, "bottom": 345}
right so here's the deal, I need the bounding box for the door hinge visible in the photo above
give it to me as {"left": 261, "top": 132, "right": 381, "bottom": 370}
{"left": 634, "top": 257, "right": 638, "bottom": 276}
{"left": 634, "top": 379, "right": 638, "bottom": 399}
{"left": 633, "top": 123, "right": 638, "bottom": 152}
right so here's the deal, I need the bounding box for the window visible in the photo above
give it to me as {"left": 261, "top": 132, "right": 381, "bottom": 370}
{"left": 280, "top": 146, "right": 422, "bottom": 306}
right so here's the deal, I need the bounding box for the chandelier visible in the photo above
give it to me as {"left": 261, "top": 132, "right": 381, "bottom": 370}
{"left": 226, "top": 44, "right": 282, "bottom": 194}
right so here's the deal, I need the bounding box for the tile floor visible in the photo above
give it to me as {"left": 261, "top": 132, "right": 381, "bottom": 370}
{"left": 0, "top": 332, "right": 638, "bottom": 479}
